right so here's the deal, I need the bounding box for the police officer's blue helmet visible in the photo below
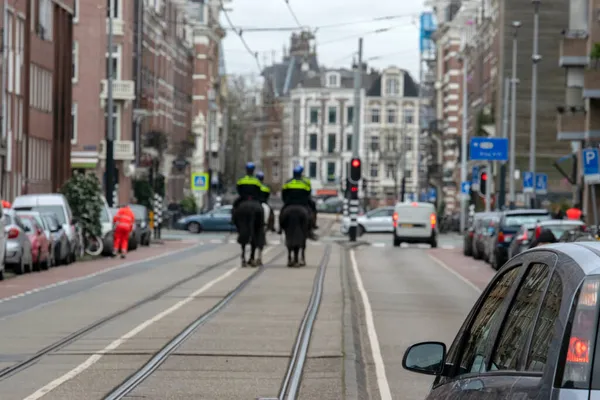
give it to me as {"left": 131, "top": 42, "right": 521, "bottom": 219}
{"left": 256, "top": 171, "right": 265, "bottom": 181}
{"left": 245, "top": 162, "right": 255, "bottom": 174}
{"left": 293, "top": 165, "right": 304, "bottom": 175}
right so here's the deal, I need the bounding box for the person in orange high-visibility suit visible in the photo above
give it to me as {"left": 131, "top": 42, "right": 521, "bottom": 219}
{"left": 112, "top": 204, "right": 135, "bottom": 259}
{"left": 566, "top": 204, "right": 583, "bottom": 221}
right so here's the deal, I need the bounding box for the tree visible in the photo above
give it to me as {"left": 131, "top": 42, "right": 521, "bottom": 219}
{"left": 60, "top": 172, "right": 103, "bottom": 237}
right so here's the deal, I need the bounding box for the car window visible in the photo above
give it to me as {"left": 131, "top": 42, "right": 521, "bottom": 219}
{"left": 213, "top": 208, "right": 231, "bottom": 216}
{"left": 526, "top": 272, "right": 562, "bottom": 372}
{"left": 2, "top": 214, "right": 10, "bottom": 226}
{"left": 491, "top": 263, "right": 551, "bottom": 371}
{"left": 543, "top": 224, "right": 585, "bottom": 239}
{"left": 44, "top": 216, "right": 58, "bottom": 231}
{"left": 368, "top": 209, "right": 387, "bottom": 218}
{"left": 99, "top": 206, "right": 110, "bottom": 222}
{"left": 19, "top": 216, "right": 35, "bottom": 232}
{"left": 456, "top": 267, "right": 521, "bottom": 375}
{"left": 14, "top": 205, "right": 66, "bottom": 224}
{"left": 504, "top": 214, "right": 551, "bottom": 228}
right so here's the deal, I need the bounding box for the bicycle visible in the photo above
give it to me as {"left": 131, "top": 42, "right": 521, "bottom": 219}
{"left": 76, "top": 223, "right": 104, "bottom": 256}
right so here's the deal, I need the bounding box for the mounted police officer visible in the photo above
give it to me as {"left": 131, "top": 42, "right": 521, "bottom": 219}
{"left": 280, "top": 165, "right": 317, "bottom": 240}
{"left": 231, "top": 162, "right": 262, "bottom": 224}
{"left": 257, "top": 171, "right": 276, "bottom": 232}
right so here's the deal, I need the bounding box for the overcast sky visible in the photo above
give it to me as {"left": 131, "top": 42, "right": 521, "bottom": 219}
{"left": 221, "top": 0, "right": 426, "bottom": 81}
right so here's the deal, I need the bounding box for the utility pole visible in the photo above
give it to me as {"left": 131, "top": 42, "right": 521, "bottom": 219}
{"left": 105, "top": 0, "right": 116, "bottom": 207}
{"left": 498, "top": 77, "right": 510, "bottom": 209}
{"left": 1, "top": 0, "right": 8, "bottom": 195}
{"left": 459, "top": 53, "right": 468, "bottom": 233}
{"left": 528, "top": 1, "right": 541, "bottom": 208}
{"left": 508, "top": 21, "right": 521, "bottom": 209}
{"left": 349, "top": 38, "right": 362, "bottom": 242}
{"left": 400, "top": 116, "right": 407, "bottom": 201}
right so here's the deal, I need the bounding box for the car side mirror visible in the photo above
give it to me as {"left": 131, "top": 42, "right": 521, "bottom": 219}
{"left": 402, "top": 341, "right": 447, "bottom": 376}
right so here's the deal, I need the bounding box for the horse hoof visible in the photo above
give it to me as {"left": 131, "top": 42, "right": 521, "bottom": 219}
{"left": 255, "top": 259, "right": 263, "bottom": 266}
{"left": 298, "top": 261, "right": 306, "bottom": 267}
{"left": 248, "top": 260, "right": 256, "bottom": 267}
{"left": 241, "top": 262, "right": 247, "bottom": 268}
{"left": 287, "top": 261, "right": 294, "bottom": 267}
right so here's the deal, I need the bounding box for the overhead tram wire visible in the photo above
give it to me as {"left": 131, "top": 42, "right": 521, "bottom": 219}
{"left": 283, "top": 0, "right": 303, "bottom": 28}
{"left": 318, "top": 24, "right": 412, "bottom": 46}
{"left": 220, "top": 6, "right": 262, "bottom": 73}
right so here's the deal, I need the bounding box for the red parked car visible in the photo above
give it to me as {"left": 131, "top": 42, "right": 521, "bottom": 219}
{"left": 19, "top": 215, "right": 50, "bottom": 271}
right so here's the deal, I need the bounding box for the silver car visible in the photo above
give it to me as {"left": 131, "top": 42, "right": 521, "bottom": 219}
{"left": 340, "top": 207, "right": 393, "bottom": 236}
{"left": 41, "top": 212, "right": 69, "bottom": 265}
{"left": 3, "top": 210, "right": 33, "bottom": 275}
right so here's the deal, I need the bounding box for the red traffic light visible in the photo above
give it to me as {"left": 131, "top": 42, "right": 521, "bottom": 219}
{"left": 351, "top": 186, "right": 358, "bottom": 192}
{"left": 481, "top": 173, "right": 487, "bottom": 181}
{"left": 351, "top": 159, "right": 361, "bottom": 168}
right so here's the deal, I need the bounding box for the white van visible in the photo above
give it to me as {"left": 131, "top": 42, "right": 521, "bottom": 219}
{"left": 12, "top": 194, "right": 77, "bottom": 263}
{"left": 392, "top": 201, "right": 438, "bottom": 247}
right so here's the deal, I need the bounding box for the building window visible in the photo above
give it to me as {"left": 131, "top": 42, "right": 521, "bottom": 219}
{"left": 327, "top": 74, "right": 339, "bottom": 87}
{"left": 327, "top": 133, "right": 336, "bottom": 153}
{"left": 105, "top": 44, "right": 121, "bottom": 80}
{"left": 15, "top": 18, "right": 23, "bottom": 95}
{"left": 38, "top": 0, "right": 53, "bottom": 40}
{"left": 370, "top": 108, "right": 380, "bottom": 123}
{"left": 328, "top": 106, "right": 337, "bottom": 124}
{"left": 386, "top": 163, "right": 395, "bottom": 179}
{"left": 404, "top": 169, "right": 412, "bottom": 179}
{"left": 346, "top": 134, "right": 352, "bottom": 151}
{"left": 7, "top": 14, "right": 12, "bottom": 93}
{"left": 71, "top": 103, "right": 78, "bottom": 144}
{"left": 107, "top": 0, "right": 121, "bottom": 19}
{"left": 327, "top": 162, "right": 336, "bottom": 182}
{"left": 73, "top": 0, "right": 79, "bottom": 23}
{"left": 386, "top": 76, "right": 399, "bottom": 95}
{"left": 72, "top": 41, "right": 79, "bottom": 83}
{"left": 404, "top": 108, "right": 415, "bottom": 124}
{"left": 370, "top": 163, "right": 378, "bottom": 178}
{"left": 386, "top": 135, "right": 397, "bottom": 151}
{"left": 309, "top": 107, "right": 319, "bottom": 124}
{"left": 104, "top": 104, "right": 121, "bottom": 141}
{"left": 370, "top": 135, "right": 379, "bottom": 152}
{"left": 309, "top": 161, "right": 317, "bottom": 178}
{"left": 387, "top": 108, "right": 396, "bottom": 124}
{"left": 404, "top": 136, "right": 413, "bottom": 151}
{"left": 346, "top": 106, "right": 354, "bottom": 124}
{"left": 273, "top": 161, "right": 280, "bottom": 180}
{"left": 309, "top": 133, "right": 318, "bottom": 151}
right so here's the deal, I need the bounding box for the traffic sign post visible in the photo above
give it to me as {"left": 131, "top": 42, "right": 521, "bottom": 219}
{"left": 523, "top": 171, "right": 534, "bottom": 194}
{"left": 583, "top": 148, "right": 600, "bottom": 229}
{"left": 191, "top": 172, "right": 209, "bottom": 191}
{"left": 535, "top": 173, "right": 548, "bottom": 195}
{"left": 471, "top": 166, "right": 480, "bottom": 192}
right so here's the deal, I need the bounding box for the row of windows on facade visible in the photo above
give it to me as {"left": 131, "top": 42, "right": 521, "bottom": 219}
{"left": 305, "top": 133, "right": 414, "bottom": 153}
{"left": 325, "top": 74, "right": 401, "bottom": 97}
{"left": 304, "top": 161, "right": 412, "bottom": 182}
{"left": 307, "top": 106, "right": 415, "bottom": 125}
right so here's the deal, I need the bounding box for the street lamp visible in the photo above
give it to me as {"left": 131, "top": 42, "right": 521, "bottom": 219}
{"left": 508, "top": 21, "right": 521, "bottom": 209}
{"left": 528, "top": 1, "right": 541, "bottom": 208}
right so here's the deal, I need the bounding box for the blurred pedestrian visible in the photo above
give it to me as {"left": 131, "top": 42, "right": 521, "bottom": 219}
{"left": 112, "top": 203, "right": 135, "bottom": 258}
{"left": 566, "top": 203, "right": 583, "bottom": 221}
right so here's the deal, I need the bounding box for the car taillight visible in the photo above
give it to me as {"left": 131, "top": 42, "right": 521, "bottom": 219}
{"left": 498, "top": 231, "right": 505, "bottom": 243}
{"left": 392, "top": 212, "right": 398, "bottom": 227}
{"left": 535, "top": 226, "right": 542, "bottom": 239}
{"left": 430, "top": 213, "right": 436, "bottom": 228}
{"left": 559, "top": 277, "right": 600, "bottom": 389}
{"left": 518, "top": 231, "right": 528, "bottom": 241}
{"left": 469, "top": 231, "right": 474, "bottom": 238}
{"left": 7, "top": 228, "right": 18, "bottom": 239}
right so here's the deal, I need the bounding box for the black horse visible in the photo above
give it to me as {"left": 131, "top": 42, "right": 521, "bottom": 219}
{"left": 280, "top": 204, "right": 310, "bottom": 267}
{"left": 233, "top": 200, "right": 265, "bottom": 267}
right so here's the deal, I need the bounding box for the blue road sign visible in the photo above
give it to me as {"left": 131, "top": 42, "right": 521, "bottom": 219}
{"left": 191, "top": 172, "right": 209, "bottom": 191}
{"left": 471, "top": 166, "right": 480, "bottom": 191}
{"left": 469, "top": 137, "right": 509, "bottom": 161}
{"left": 583, "top": 148, "right": 600, "bottom": 183}
{"left": 535, "top": 173, "right": 548, "bottom": 195}
{"left": 428, "top": 187, "right": 437, "bottom": 202}
{"left": 461, "top": 181, "right": 471, "bottom": 197}
{"left": 523, "top": 171, "right": 534, "bottom": 193}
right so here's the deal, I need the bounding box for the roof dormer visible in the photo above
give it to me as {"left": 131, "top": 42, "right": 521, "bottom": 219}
{"left": 325, "top": 71, "right": 340, "bottom": 88}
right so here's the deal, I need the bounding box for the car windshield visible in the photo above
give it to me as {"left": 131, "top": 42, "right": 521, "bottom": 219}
{"left": 543, "top": 224, "right": 585, "bottom": 238}
{"left": 130, "top": 206, "right": 146, "bottom": 219}
{"left": 17, "top": 212, "right": 46, "bottom": 230}
{"left": 14, "top": 205, "right": 66, "bottom": 224}
{"left": 99, "top": 206, "right": 110, "bottom": 222}
{"left": 19, "top": 216, "right": 34, "bottom": 232}
{"left": 504, "top": 214, "right": 551, "bottom": 228}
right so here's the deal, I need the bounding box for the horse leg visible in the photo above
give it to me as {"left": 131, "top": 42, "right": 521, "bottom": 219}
{"left": 241, "top": 244, "right": 247, "bottom": 267}
{"left": 256, "top": 246, "right": 263, "bottom": 266}
{"left": 249, "top": 245, "right": 256, "bottom": 267}
{"left": 293, "top": 247, "right": 300, "bottom": 267}
{"left": 298, "top": 246, "right": 306, "bottom": 266}
{"left": 287, "top": 247, "right": 294, "bottom": 267}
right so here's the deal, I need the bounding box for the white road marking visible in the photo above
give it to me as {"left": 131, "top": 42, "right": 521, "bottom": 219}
{"left": 0, "top": 243, "right": 204, "bottom": 305}
{"left": 372, "top": 243, "right": 386, "bottom": 247}
{"left": 400, "top": 243, "right": 409, "bottom": 248}
{"left": 209, "top": 239, "right": 222, "bottom": 244}
{"left": 24, "top": 247, "right": 275, "bottom": 399}
{"left": 349, "top": 250, "right": 392, "bottom": 400}
{"left": 428, "top": 253, "right": 482, "bottom": 293}
{"left": 441, "top": 244, "right": 455, "bottom": 250}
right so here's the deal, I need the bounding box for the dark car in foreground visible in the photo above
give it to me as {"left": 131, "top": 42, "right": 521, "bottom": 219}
{"left": 488, "top": 209, "right": 551, "bottom": 269}
{"left": 176, "top": 205, "right": 236, "bottom": 233}
{"left": 402, "top": 241, "right": 600, "bottom": 399}
{"left": 509, "top": 219, "right": 587, "bottom": 259}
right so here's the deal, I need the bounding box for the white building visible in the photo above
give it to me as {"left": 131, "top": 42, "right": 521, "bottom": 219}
{"left": 287, "top": 66, "right": 422, "bottom": 204}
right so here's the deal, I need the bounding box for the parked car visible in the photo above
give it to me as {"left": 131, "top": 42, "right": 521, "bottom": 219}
{"left": 3, "top": 209, "right": 32, "bottom": 275}
{"left": 100, "top": 196, "right": 114, "bottom": 256}
{"left": 509, "top": 219, "right": 587, "bottom": 259}
{"left": 402, "top": 241, "right": 600, "bottom": 399}
{"left": 130, "top": 204, "right": 151, "bottom": 246}
{"left": 340, "top": 206, "right": 394, "bottom": 235}
{"left": 17, "top": 211, "right": 58, "bottom": 266}
{"left": 18, "top": 214, "right": 50, "bottom": 271}
{"left": 392, "top": 201, "right": 438, "bottom": 247}
{"left": 41, "top": 212, "right": 69, "bottom": 265}
{"left": 482, "top": 216, "right": 501, "bottom": 262}
{"left": 176, "top": 205, "right": 236, "bottom": 233}
{"left": 488, "top": 209, "right": 552, "bottom": 269}
{"left": 110, "top": 207, "right": 138, "bottom": 251}
{"left": 470, "top": 212, "right": 498, "bottom": 260}
{"left": 12, "top": 194, "right": 78, "bottom": 263}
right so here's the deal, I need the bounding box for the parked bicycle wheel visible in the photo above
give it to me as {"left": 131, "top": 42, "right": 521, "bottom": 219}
{"left": 84, "top": 231, "right": 104, "bottom": 256}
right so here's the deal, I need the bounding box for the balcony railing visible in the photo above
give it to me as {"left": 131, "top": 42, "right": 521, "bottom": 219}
{"left": 99, "top": 140, "right": 135, "bottom": 161}
{"left": 559, "top": 30, "right": 588, "bottom": 67}
{"left": 100, "top": 80, "right": 135, "bottom": 101}
{"left": 106, "top": 18, "right": 124, "bottom": 36}
{"left": 556, "top": 112, "right": 586, "bottom": 141}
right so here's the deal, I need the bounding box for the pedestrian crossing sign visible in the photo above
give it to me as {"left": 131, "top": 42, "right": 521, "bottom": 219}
{"left": 191, "top": 172, "right": 209, "bottom": 191}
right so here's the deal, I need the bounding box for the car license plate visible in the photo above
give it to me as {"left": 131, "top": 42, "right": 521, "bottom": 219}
{"left": 400, "top": 224, "right": 413, "bottom": 228}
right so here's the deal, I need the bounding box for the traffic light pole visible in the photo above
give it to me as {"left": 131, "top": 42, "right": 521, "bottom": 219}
{"left": 485, "top": 162, "right": 491, "bottom": 212}
{"left": 349, "top": 38, "right": 363, "bottom": 242}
